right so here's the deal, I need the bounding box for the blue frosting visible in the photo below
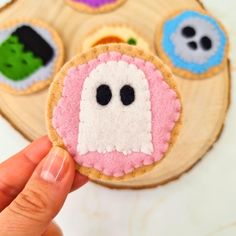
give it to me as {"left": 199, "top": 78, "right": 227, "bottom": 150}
{"left": 162, "top": 10, "right": 227, "bottom": 74}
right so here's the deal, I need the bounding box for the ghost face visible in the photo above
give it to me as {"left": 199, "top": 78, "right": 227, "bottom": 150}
{"left": 159, "top": 10, "right": 228, "bottom": 77}
{"left": 172, "top": 17, "right": 220, "bottom": 64}
{"left": 78, "top": 61, "right": 153, "bottom": 155}
{"left": 52, "top": 52, "right": 181, "bottom": 177}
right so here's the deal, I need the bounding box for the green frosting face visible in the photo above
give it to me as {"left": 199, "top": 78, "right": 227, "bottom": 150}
{"left": 0, "top": 35, "right": 43, "bottom": 81}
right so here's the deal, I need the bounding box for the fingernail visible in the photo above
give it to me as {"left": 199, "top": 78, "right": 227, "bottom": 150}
{"left": 40, "top": 147, "right": 69, "bottom": 183}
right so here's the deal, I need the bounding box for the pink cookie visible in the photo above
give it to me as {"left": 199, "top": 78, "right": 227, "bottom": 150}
{"left": 47, "top": 44, "right": 182, "bottom": 181}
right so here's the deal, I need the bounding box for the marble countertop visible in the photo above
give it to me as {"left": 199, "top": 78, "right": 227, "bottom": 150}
{"left": 0, "top": 1, "right": 236, "bottom": 235}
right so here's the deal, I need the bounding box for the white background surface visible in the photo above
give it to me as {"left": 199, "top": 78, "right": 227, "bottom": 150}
{"left": 0, "top": 1, "right": 236, "bottom": 235}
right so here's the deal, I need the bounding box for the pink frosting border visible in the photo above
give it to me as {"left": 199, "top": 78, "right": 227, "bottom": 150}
{"left": 52, "top": 52, "right": 181, "bottom": 177}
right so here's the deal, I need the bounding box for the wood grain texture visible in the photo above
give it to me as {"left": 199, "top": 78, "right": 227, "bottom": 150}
{"left": 0, "top": 0, "right": 230, "bottom": 188}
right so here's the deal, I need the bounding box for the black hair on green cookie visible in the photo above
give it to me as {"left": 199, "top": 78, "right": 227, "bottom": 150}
{"left": 12, "top": 25, "right": 54, "bottom": 65}
{"left": 0, "top": 25, "right": 55, "bottom": 81}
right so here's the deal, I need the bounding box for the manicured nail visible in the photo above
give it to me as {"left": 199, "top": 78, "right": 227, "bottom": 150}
{"left": 40, "top": 147, "right": 69, "bottom": 183}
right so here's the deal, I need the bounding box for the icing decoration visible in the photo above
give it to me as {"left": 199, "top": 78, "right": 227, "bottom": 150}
{"left": 93, "top": 36, "right": 124, "bottom": 46}
{"left": 48, "top": 46, "right": 181, "bottom": 179}
{"left": 77, "top": 61, "right": 153, "bottom": 156}
{"left": 127, "top": 38, "right": 137, "bottom": 45}
{"left": 0, "top": 35, "right": 43, "bottom": 81}
{"left": 93, "top": 36, "right": 137, "bottom": 47}
{"left": 66, "top": 0, "right": 126, "bottom": 13}
{"left": 80, "top": 24, "right": 150, "bottom": 52}
{"left": 120, "top": 84, "right": 135, "bottom": 105}
{"left": 12, "top": 26, "right": 54, "bottom": 66}
{"left": 96, "top": 84, "right": 112, "bottom": 105}
{"left": 156, "top": 9, "right": 229, "bottom": 79}
{"left": 0, "top": 25, "right": 54, "bottom": 81}
{"left": 0, "top": 20, "right": 64, "bottom": 94}
{"left": 72, "top": 0, "right": 117, "bottom": 8}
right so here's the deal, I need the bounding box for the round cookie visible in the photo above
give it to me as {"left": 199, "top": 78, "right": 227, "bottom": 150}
{"left": 47, "top": 44, "right": 182, "bottom": 181}
{"left": 65, "top": 0, "right": 127, "bottom": 14}
{"left": 79, "top": 23, "right": 150, "bottom": 52}
{"left": 0, "top": 19, "right": 64, "bottom": 94}
{"left": 155, "top": 9, "right": 229, "bottom": 79}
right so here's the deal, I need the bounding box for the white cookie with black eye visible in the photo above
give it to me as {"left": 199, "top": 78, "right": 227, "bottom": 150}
{"left": 171, "top": 17, "right": 220, "bottom": 64}
{"left": 156, "top": 9, "right": 229, "bottom": 79}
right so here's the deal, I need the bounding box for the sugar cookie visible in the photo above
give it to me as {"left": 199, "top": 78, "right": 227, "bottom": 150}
{"left": 155, "top": 9, "right": 229, "bottom": 79}
{"left": 0, "top": 19, "right": 64, "bottom": 94}
{"left": 47, "top": 44, "right": 181, "bottom": 181}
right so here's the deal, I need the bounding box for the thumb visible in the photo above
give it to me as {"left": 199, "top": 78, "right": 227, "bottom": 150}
{"left": 0, "top": 146, "right": 75, "bottom": 236}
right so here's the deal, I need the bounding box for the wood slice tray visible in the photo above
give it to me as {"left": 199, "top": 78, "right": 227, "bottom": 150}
{"left": 0, "top": 0, "right": 230, "bottom": 188}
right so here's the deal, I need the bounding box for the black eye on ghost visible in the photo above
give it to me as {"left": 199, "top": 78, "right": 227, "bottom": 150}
{"left": 96, "top": 84, "right": 135, "bottom": 106}
{"left": 181, "top": 25, "right": 212, "bottom": 51}
{"left": 96, "top": 84, "right": 112, "bottom": 106}
{"left": 120, "top": 85, "right": 135, "bottom": 106}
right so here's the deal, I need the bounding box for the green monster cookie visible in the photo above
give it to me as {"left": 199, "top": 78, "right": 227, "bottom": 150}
{"left": 0, "top": 35, "right": 43, "bottom": 81}
{"left": 0, "top": 20, "right": 64, "bottom": 94}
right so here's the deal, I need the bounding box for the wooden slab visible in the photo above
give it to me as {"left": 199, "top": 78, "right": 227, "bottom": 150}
{"left": 0, "top": 0, "right": 230, "bottom": 188}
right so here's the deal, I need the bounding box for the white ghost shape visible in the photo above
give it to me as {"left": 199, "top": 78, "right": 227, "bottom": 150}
{"left": 77, "top": 60, "right": 153, "bottom": 155}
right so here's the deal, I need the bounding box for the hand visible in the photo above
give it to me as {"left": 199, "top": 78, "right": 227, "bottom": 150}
{"left": 0, "top": 136, "right": 88, "bottom": 236}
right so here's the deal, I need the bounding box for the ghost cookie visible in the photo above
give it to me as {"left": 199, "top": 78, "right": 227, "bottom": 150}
{"left": 79, "top": 24, "right": 150, "bottom": 52}
{"left": 65, "top": 0, "right": 127, "bottom": 14}
{"left": 0, "top": 19, "right": 64, "bottom": 94}
{"left": 47, "top": 44, "right": 181, "bottom": 181}
{"left": 155, "top": 9, "right": 229, "bottom": 79}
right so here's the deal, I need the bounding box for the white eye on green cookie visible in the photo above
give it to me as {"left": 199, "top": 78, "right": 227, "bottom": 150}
{"left": 156, "top": 9, "right": 229, "bottom": 79}
{"left": 0, "top": 20, "right": 64, "bottom": 94}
